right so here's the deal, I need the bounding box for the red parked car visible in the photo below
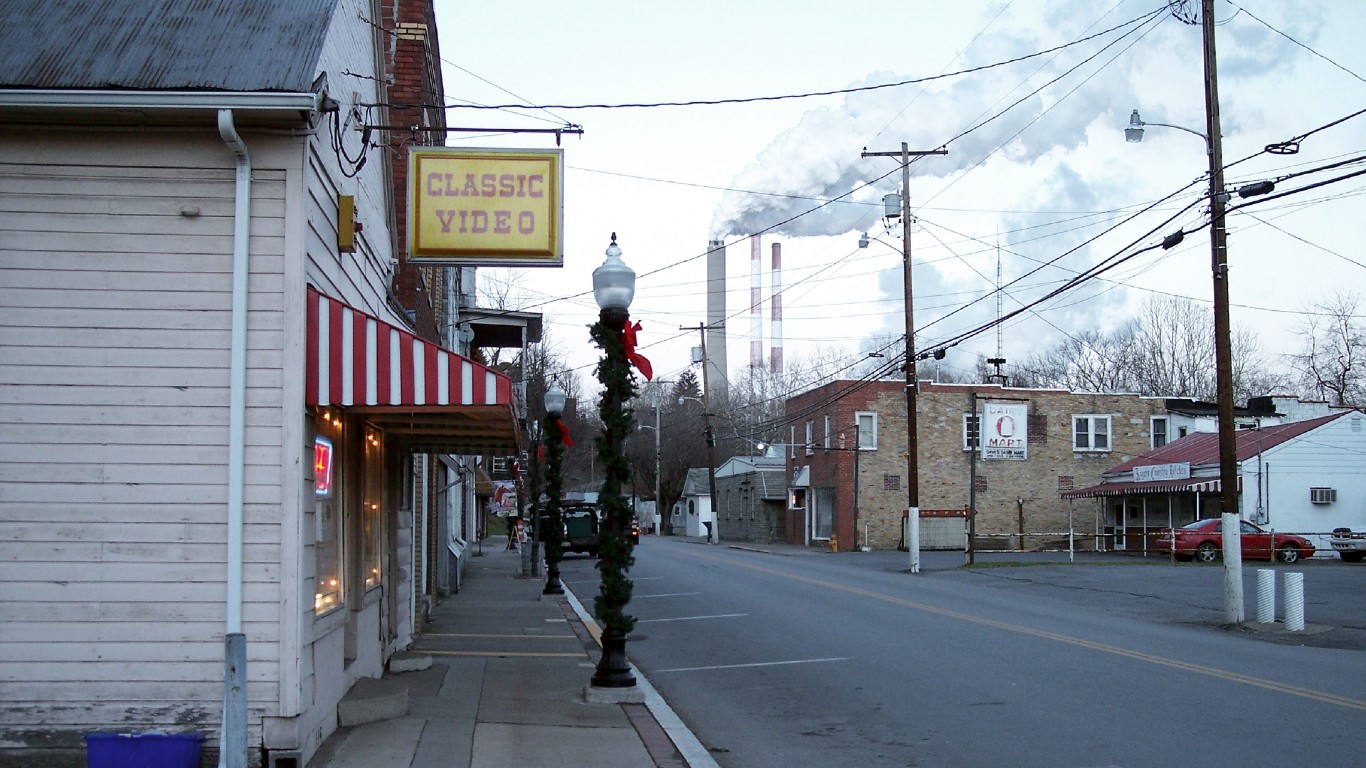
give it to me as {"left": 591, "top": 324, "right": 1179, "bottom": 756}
{"left": 1154, "top": 518, "right": 1316, "bottom": 563}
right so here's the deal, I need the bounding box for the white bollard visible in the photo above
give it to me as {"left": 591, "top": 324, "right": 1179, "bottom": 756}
{"left": 1284, "top": 572, "right": 1305, "bottom": 631}
{"left": 1256, "top": 569, "right": 1275, "bottom": 624}
{"left": 907, "top": 509, "right": 920, "bottom": 574}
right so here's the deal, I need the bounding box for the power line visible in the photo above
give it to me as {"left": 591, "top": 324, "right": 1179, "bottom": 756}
{"left": 379, "top": 9, "right": 1167, "bottom": 114}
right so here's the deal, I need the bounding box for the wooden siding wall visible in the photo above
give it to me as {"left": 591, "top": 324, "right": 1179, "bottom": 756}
{"left": 0, "top": 142, "right": 288, "bottom": 741}
{"left": 1258, "top": 413, "right": 1366, "bottom": 542}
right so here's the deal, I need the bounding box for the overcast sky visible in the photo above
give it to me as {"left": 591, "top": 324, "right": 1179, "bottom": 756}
{"left": 431, "top": 0, "right": 1366, "bottom": 396}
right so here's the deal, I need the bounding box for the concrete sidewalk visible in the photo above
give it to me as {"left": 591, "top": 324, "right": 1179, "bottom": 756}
{"left": 306, "top": 547, "right": 717, "bottom": 768}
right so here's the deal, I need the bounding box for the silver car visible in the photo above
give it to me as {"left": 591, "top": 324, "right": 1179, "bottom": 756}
{"left": 1329, "top": 527, "right": 1366, "bottom": 563}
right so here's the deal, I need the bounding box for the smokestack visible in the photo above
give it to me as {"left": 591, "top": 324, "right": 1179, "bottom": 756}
{"left": 770, "top": 242, "right": 783, "bottom": 374}
{"left": 705, "top": 240, "right": 729, "bottom": 401}
{"left": 749, "top": 235, "right": 762, "bottom": 369}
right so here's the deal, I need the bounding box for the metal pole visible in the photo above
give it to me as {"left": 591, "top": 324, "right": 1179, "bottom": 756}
{"left": 967, "top": 391, "right": 978, "bottom": 565}
{"left": 853, "top": 432, "right": 860, "bottom": 549}
{"left": 654, "top": 401, "right": 661, "bottom": 536}
{"left": 1202, "top": 0, "right": 1243, "bottom": 623}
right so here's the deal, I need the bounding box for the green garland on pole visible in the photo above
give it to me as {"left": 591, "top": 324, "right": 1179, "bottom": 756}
{"left": 591, "top": 314, "right": 638, "bottom": 635}
{"left": 542, "top": 408, "right": 565, "bottom": 595}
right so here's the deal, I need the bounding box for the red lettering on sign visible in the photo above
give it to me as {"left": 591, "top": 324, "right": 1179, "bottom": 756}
{"left": 436, "top": 209, "right": 456, "bottom": 232}
{"left": 430, "top": 209, "right": 539, "bottom": 235}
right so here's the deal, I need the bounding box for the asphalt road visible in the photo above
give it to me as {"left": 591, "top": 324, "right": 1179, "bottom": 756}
{"left": 557, "top": 538, "right": 1366, "bottom": 768}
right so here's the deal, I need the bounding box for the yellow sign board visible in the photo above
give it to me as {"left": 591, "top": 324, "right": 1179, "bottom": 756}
{"left": 408, "top": 148, "right": 563, "bottom": 266}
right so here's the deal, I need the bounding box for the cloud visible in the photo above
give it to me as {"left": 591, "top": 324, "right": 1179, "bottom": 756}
{"left": 708, "top": 2, "right": 1150, "bottom": 240}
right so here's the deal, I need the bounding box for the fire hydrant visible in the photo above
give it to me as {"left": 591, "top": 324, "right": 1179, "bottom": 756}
{"left": 828, "top": 535, "right": 839, "bottom": 552}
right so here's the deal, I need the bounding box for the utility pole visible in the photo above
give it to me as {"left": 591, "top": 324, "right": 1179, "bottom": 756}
{"left": 1201, "top": 0, "right": 1243, "bottom": 624}
{"left": 683, "top": 323, "right": 722, "bottom": 545}
{"left": 654, "top": 399, "right": 661, "bottom": 536}
{"left": 861, "top": 142, "right": 946, "bottom": 574}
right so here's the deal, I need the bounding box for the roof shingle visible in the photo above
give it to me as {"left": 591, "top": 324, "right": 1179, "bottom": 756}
{"left": 0, "top": 0, "right": 339, "bottom": 93}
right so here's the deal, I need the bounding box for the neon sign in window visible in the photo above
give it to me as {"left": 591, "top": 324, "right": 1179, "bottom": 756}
{"left": 314, "top": 436, "right": 334, "bottom": 497}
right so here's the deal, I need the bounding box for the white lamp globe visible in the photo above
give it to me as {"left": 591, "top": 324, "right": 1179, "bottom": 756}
{"left": 544, "top": 384, "right": 566, "bottom": 417}
{"left": 592, "top": 233, "right": 635, "bottom": 312}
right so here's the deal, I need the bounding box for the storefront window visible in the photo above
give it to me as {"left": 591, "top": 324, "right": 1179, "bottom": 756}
{"left": 362, "top": 426, "right": 384, "bottom": 590}
{"left": 313, "top": 413, "right": 344, "bottom": 615}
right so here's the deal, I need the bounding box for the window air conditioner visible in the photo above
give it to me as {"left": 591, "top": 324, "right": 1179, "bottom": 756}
{"left": 1309, "top": 487, "right": 1336, "bottom": 504}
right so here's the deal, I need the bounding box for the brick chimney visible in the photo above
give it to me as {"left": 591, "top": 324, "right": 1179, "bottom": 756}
{"left": 382, "top": 0, "right": 444, "bottom": 343}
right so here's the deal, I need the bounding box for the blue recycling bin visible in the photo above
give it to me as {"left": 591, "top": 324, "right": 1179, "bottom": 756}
{"left": 84, "top": 732, "right": 204, "bottom": 768}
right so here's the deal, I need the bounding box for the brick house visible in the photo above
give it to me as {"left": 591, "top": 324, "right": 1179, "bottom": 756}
{"left": 784, "top": 380, "right": 1170, "bottom": 551}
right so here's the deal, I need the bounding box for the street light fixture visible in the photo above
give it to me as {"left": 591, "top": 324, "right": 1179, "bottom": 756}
{"left": 1125, "top": 109, "right": 1211, "bottom": 145}
{"left": 541, "top": 384, "right": 567, "bottom": 596}
{"left": 678, "top": 394, "right": 719, "bottom": 544}
{"left": 638, "top": 409, "right": 661, "bottom": 537}
{"left": 589, "top": 233, "right": 639, "bottom": 689}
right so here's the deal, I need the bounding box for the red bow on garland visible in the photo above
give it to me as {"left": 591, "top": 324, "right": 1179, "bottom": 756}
{"left": 622, "top": 320, "right": 654, "bottom": 381}
{"left": 536, "top": 419, "right": 574, "bottom": 462}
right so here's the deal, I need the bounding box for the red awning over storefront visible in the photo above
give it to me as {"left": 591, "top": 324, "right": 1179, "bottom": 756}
{"left": 306, "top": 286, "right": 519, "bottom": 454}
{"left": 1062, "top": 476, "right": 1241, "bottom": 499}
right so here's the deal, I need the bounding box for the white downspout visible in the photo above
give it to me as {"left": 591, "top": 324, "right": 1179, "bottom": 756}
{"left": 217, "top": 108, "right": 251, "bottom": 768}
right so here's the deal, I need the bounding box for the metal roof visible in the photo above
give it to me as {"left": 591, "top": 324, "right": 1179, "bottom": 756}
{"left": 0, "top": 0, "right": 339, "bottom": 93}
{"left": 682, "top": 468, "right": 711, "bottom": 496}
{"left": 1104, "top": 411, "right": 1351, "bottom": 476}
{"left": 1062, "top": 411, "right": 1358, "bottom": 498}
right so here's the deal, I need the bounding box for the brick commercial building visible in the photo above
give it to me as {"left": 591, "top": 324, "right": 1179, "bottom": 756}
{"left": 784, "top": 380, "right": 1170, "bottom": 552}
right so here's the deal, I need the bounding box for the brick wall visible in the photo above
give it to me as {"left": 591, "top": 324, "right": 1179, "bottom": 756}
{"left": 786, "top": 381, "right": 1167, "bottom": 551}
{"left": 383, "top": 0, "right": 444, "bottom": 343}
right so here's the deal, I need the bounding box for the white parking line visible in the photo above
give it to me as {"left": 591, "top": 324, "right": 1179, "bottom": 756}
{"left": 634, "top": 613, "right": 748, "bottom": 623}
{"left": 656, "top": 657, "right": 849, "bottom": 674}
{"left": 632, "top": 592, "right": 703, "bottom": 599}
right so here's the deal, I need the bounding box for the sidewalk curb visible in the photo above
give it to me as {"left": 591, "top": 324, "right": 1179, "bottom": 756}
{"left": 563, "top": 585, "right": 721, "bottom": 768}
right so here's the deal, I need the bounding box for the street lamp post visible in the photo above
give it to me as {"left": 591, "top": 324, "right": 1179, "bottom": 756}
{"left": 590, "top": 233, "right": 639, "bottom": 689}
{"left": 1125, "top": 0, "right": 1243, "bottom": 623}
{"left": 679, "top": 394, "right": 718, "bottom": 544}
{"left": 541, "top": 384, "right": 567, "bottom": 596}
{"left": 639, "top": 399, "right": 661, "bottom": 536}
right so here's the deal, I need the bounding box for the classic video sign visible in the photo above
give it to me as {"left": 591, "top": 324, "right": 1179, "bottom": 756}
{"left": 408, "top": 148, "right": 564, "bottom": 266}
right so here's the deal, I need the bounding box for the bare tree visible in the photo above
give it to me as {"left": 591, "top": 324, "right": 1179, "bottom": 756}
{"left": 1130, "top": 296, "right": 1215, "bottom": 398}
{"left": 1013, "top": 295, "right": 1285, "bottom": 400}
{"left": 1290, "top": 292, "right": 1365, "bottom": 406}
{"left": 1014, "top": 326, "right": 1142, "bottom": 393}
{"left": 623, "top": 372, "right": 710, "bottom": 534}
{"left": 474, "top": 267, "right": 532, "bottom": 367}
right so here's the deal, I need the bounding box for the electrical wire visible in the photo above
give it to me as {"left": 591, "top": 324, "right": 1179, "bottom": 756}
{"left": 373, "top": 9, "right": 1167, "bottom": 114}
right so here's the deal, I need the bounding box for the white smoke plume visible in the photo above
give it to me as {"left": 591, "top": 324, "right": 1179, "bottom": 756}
{"left": 706, "top": 0, "right": 1328, "bottom": 366}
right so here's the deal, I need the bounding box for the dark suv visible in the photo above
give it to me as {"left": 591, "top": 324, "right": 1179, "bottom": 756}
{"left": 558, "top": 502, "right": 600, "bottom": 557}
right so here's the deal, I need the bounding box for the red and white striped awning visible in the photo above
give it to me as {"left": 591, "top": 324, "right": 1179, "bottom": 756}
{"left": 306, "top": 286, "right": 519, "bottom": 454}
{"left": 1062, "top": 475, "right": 1241, "bottom": 499}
